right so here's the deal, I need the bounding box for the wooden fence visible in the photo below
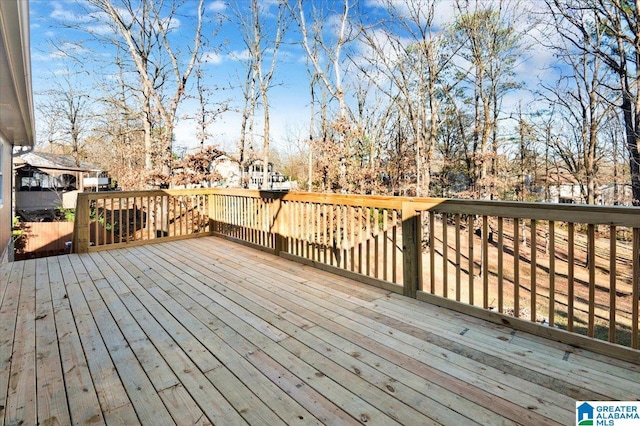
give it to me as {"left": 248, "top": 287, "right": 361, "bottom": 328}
{"left": 14, "top": 221, "right": 74, "bottom": 260}
{"left": 74, "top": 188, "right": 640, "bottom": 362}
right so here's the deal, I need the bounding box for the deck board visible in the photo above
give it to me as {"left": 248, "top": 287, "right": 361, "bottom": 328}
{"left": 1, "top": 236, "right": 640, "bottom": 425}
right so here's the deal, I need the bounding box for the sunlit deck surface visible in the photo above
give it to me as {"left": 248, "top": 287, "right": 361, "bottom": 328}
{"left": 1, "top": 237, "right": 639, "bottom": 425}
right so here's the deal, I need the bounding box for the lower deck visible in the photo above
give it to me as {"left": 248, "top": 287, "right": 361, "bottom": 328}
{"left": 1, "top": 237, "right": 639, "bottom": 425}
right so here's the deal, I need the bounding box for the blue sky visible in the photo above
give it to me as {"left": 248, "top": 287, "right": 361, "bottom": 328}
{"left": 27, "top": 0, "right": 552, "bottom": 155}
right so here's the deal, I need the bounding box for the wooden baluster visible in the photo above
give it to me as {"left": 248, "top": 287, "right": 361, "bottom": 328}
{"left": 110, "top": 197, "right": 115, "bottom": 244}
{"left": 323, "top": 203, "right": 329, "bottom": 263}
{"left": 587, "top": 223, "right": 595, "bottom": 337}
{"left": 366, "top": 207, "right": 378, "bottom": 278}
{"left": 483, "top": 215, "right": 489, "bottom": 309}
{"left": 102, "top": 197, "right": 107, "bottom": 245}
{"left": 513, "top": 218, "right": 520, "bottom": 317}
{"left": 609, "top": 225, "right": 616, "bottom": 343}
{"left": 530, "top": 219, "right": 537, "bottom": 321}
{"left": 565, "top": 222, "right": 574, "bottom": 331}
{"left": 497, "top": 217, "right": 503, "bottom": 312}
{"left": 548, "top": 221, "right": 555, "bottom": 327}
{"left": 392, "top": 210, "right": 398, "bottom": 284}
{"left": 468, "top": 215, "right": 474, "bottom": 306}
{"left": 455, "top": 214, "right": 462, "bottom": 303}
{"left": 358, "top": 206, "right": 363, "bottom": 274}
{"left": 443, "top": 213, "right": 448, "bottom": 298}
{"left": 133, "top": 197, "right": 139, "bottom": 241}
{"left": 383, "top": 210, "right": 388, "bottom": 281}
{"left": 429, "top": 211, "right": 435, "bottom": 294}
{"left": 632, "top": 228, "right": 639, "bottom": 349}
{"left": 329, "top": 204, "right": 334, "bottom": 266}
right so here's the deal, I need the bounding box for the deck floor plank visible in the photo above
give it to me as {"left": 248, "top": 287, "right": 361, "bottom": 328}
{"left": 35, "top": 257, "right": 71, "bottom": 426}
{"left": 136, "top": 244, "right": 326, "bottom": 425}
{"left": 58, "top": 255, "right": 143, "bottom": 421}
{"left": 185, "top": 239, "right": 574, "bottom": 423}
{"left": 378, "top": 292, "right": 640, "bottom": 379}
{"left": 46, "top": 256, "right": 107, "bottom": 425}
{"left": 3, "top": 236, "right": 640, "bottom": 425}
{"left": 194, "top": 240, "right": 567, "bottom": 424}
{"left": 159, "top": 242, "right": 490, "bottom": 425}
{"left": 173, "top": 239, "right": 564, "bottom": 423}
{"left": 97, "top": 250, "right": 248, "bottom": 425}
{"left": 5, "top": 259, "right": 37, "bottom": 426}
{"left": 360, "top": 298, "right": 640, "bottom": 400}
{"left": 0, "top": 261, "right": 23, "bottom": 426}
{"left": 69, "top": 253, "right": 181, "bottom": 424}
{"left": 148, "top": 241, "right": 438, "bottom": 421}
{"left": 145, "top": 242, "right": 359, "bottom": 425}
{"left": 110, "top": 248, "right": 283, "bottom": 426}
{"left": 143, "top": 243, "right": 401, "bottom": 426}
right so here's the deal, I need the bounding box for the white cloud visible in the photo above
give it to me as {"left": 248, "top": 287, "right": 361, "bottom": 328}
{"left": 365, "top": 0, "right": 456, "bottom": 29}
{"left": 207, "top": 0, "right": 226, "bottom": 13}
{"left": 85, "top": 24, "right": 114, "bottom": 36}
{"left": 50, "top": 41, "right": 89, "bottom": 59}
{"left": 202, "top": 51, "right": 223, "bottom": 64}
{"left": 228, "top": 49, "right": 252, "bottom": 61}
{"left": 31, "top": 52, "right": 52, "bottom": 62}
{"left": 50, "top": 1, "right": 92, "bottom": 23}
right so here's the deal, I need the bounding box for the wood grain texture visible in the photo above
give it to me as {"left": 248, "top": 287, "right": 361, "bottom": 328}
{"left": 3, "top": 236, "right": 639, "bottom": 425}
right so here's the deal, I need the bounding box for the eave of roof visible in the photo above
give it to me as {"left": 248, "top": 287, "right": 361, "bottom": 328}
{"left": 0, "top": 0, "right": 35, "bottom": 147}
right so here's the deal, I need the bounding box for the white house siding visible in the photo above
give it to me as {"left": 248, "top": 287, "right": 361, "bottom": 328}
{"left": 0, "top": 137, "right": 12, "bottom": 262}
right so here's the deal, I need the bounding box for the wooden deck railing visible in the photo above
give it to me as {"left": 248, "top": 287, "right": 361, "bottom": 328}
{"left": 74, "top": 188, "right": 640, "bottom": 361}
{"left": 72, "top": 189, "right": 212, "bottom": 253}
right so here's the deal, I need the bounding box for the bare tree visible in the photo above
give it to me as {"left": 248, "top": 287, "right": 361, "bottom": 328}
{"left": 193, "top": 68, "right": 229, "bottom": 152}
{"left": 452, "top": 0, "right": 527, "bottom": 199}
{"left": 547, "top": 0, "right": 640, "bottom": 205}
{"left": 233, "top": 0, "right": 287, "bottom": 189}
{"left": 540, "top": 8, "right": 615, "bottom": 204}
{"left": 37, "top": 70, "right": 93, "bottom": 166}
{"left": 290, "top": 0, "right": 359, "bottom": 191}
{"left": 85, "top": 0, "right": 205, "bottom": 183}
{"left": 358, "top": 0, "right": 457, "bottom": 196}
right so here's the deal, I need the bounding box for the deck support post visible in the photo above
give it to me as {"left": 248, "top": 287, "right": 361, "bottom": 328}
{"left": 402, "top": 202, "right": 421, "bottom": 298}
{"left": 208, "top": 193, "right": 217, "bottom": 235}
{"left": 273, "top": 195, "right": 287, "bottom": 255}
{"left": 73, "top": 193, "right": 90, "bottom": 253}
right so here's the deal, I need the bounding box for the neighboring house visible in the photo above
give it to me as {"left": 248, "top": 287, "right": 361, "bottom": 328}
{"left": 14, "top": 151, "right": 110, "bottom": 215}
{"left": 209, "top": 155, "right": 296, "bottom": 190}
{"left": 211, "top": 154, "right": 242, "bottom": 187}
{"left": 0, "top": 0, "right": 35, "bottom": 262}
{"left": 244, "top": 159, "right": 285, "bottom": 190}
{"left": 543, "top": 173, "right": 585, "bottom": 204}
{"left": 598, "top": 183, "right": 634, "bottom": 206}
{"left": 544, "top": 173, "right": 634, "bottom": 205}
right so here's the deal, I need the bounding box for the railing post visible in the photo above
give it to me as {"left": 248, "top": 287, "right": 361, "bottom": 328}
{"left": 402, "top": 202, "right": 421, "bottom": 298}
{"left": 208, "top": 192, "right": 216, "bottom": 235}
{"left": 73, "top": 193, "right": 90, "bottom": 253}
{"left": 273, "top": 195, "right": 285, "bottom": 255}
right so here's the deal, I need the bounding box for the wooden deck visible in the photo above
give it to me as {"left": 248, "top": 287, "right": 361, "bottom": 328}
{"left": 1, "top": 237, "right": 639, "bottom": 425}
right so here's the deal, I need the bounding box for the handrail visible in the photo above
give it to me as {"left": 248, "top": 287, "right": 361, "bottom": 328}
{"left": 73, "top": 189, "right": 213, "bottom": 253}
{"left": 73, "top": 188, "right": 640, "bottom": 362}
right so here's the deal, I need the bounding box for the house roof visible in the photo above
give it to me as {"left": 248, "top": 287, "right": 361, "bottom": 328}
{"left": 14, "top": 151, "right": 103, "bottom": 172}
{"left": 0, "top": 0, "right": 34, "bottom": 146}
